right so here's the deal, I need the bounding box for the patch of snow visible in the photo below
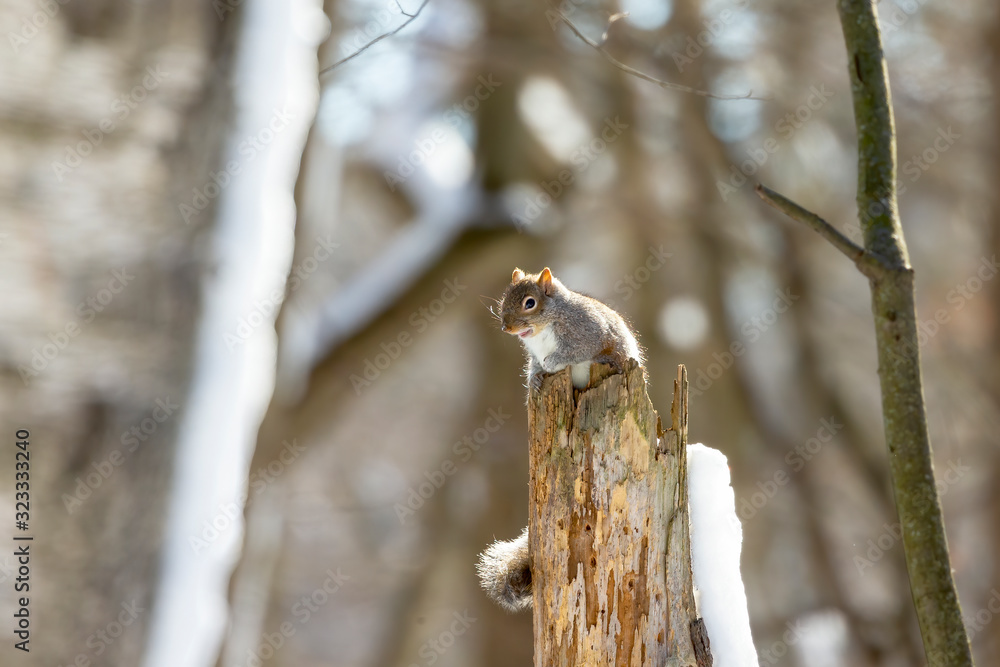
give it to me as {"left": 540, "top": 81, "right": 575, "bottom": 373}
{"left": 688, "top": 443, "right": 757, "bottom": 667}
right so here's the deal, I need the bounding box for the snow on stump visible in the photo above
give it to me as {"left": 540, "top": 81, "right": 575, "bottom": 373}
{"left": 528, "top": 361, "right": 711, "bottom": 667}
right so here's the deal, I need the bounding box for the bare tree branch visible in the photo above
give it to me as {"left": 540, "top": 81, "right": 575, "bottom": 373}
{"left": 320, "top": 0, "right": 429, "bottom": 76}
{"left": 759, "top": 1, "right": 975, "bottom": 664}
{"left": 395, "top": 0, "right": 417, "bottom": 18}
{"left": 551, "top": 9, "right": 765, "bottom": 101}
{"left": 755, "top": 183, "right": 886, "bottom": 277}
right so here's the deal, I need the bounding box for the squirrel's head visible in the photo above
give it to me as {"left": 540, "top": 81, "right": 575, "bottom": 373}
{"left": 500, "top": 267, "right": 558, "bottom": 338}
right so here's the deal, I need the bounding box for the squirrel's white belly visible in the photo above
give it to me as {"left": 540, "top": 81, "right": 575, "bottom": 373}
{"left": 523, "top": 327, "right": 591, "bottom": 388}
{"left": 522, "top": 326, "right": 558, "bottom": 363}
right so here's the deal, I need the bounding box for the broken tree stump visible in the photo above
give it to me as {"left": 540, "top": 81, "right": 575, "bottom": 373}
{"left": 528, "top": 362, "right": 708, "bottom": 666}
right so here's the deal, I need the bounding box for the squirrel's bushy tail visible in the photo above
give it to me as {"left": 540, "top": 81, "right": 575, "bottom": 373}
{"left": 477, "top": 526, "right": 532, "bottom": 612}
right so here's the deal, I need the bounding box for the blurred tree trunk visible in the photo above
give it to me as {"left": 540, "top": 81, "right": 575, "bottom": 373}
{"left": 0, "top": 1, "right": 238, "bottom": 664}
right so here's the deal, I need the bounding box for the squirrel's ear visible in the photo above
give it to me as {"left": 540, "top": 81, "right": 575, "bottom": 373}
{"left": 511, "top": 268, "right": 525, "bottom": 282}
{"left": 538, "top": 267, "right": 554, "bottom": 294}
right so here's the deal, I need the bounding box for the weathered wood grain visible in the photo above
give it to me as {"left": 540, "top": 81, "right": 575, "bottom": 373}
{"left": 528, "top": 362, "right": 706, "bottom": 666}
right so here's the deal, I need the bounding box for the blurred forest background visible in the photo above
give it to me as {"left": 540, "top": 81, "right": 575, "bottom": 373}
{"left": 0, "top": 0, "right": 998, "bottom": 665}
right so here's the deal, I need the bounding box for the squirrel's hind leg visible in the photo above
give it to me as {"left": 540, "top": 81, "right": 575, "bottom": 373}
{"left": 593, "top": 344, "right": 628, "bottom": 373}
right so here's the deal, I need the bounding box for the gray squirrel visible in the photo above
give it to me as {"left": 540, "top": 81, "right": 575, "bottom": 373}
{"left": 477, "top": 267, "right": 644, "bottom": 611}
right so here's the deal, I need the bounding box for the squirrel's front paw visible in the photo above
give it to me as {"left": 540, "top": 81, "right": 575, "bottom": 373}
{"left": 541, "top": 358, "right": 572, "bottom": 376}
{"left": 538, "top": 356, "right": 554, "bottom": 374}
{"left": 528, "top": 372, "right": 544, "bottom": 393}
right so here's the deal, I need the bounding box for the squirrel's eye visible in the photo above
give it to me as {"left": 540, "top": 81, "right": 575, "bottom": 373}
{"left": 523, "top": 297, "right": 536, "bottom": 310}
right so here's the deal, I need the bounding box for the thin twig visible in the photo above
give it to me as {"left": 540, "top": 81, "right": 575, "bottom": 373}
{"left": 395, "top": 0, "right": 416, "bottom": 18}
{"left": 754, "top": 183, "right": 885, "bottom": 276}
{"left": 552, "top": 9, "right": 765, "bottom": 101}
{"left": 320, "top": 0, "right": 429, "bottom": 76}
